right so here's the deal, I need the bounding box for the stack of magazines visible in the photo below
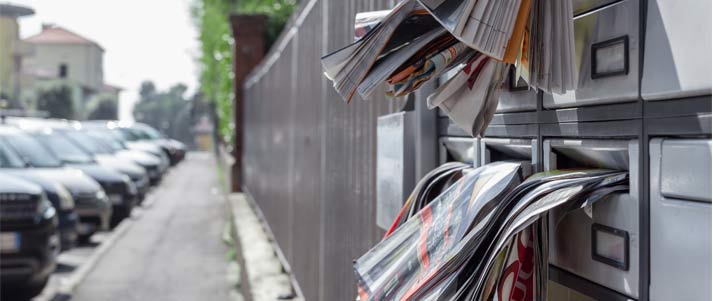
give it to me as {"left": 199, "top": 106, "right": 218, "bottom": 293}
{"left": 321, "top": 0, "right": 576, "bottom": 137}
{"left": 354, "top": 162, "right": 628, "bottom": 300}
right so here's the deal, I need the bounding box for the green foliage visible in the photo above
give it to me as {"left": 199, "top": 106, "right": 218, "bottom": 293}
{"left": 35, "top": 82, "right": 75, "bottom": 119}
{"left": 86, "top": 93, "right": 119, "bottom": 120}
{"left": 133, "top": 81, "right": 191, "bottom": 139}
{"left": 191, "top": 0, "right": 295, "bottom": 147}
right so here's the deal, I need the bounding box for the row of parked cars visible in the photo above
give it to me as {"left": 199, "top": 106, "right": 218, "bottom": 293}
{"left": 0, "top": 118, "right": 186, "bottom": 298}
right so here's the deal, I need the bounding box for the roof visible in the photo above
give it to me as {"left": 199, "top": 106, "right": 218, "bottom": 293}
{"left": 24, "top": 24, "right": 103, "bottom": 50}
{"left": 0, "top": 3, "right": 34, "bottom": 17}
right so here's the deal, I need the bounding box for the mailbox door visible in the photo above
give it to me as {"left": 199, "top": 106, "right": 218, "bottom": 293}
{"left": 544, "top": 139, "right": 639, "bottom": 299}
{"left": 650, "top": 138, "right": 712, "bottom": 301}
{"left": 543, "top": 0, "right": 640, "bottom": 109}
{"left": 497, "top": 68, "right": 538, "bottom": 113}
{"left": 641, "top": 0, "right": 712, "bottom": 101}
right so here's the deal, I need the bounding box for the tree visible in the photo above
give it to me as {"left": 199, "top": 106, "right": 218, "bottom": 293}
{"left": 86, "top": 93, "right": 118, "bottom": 120}
{"left": 133, "top": 81, "right": 191, "bottom": 139}
{"left": 35, "top": 82, "right": 75, "bottom": 119}
{"left": 190, "top": 0, "right": 294, "bottom": 146}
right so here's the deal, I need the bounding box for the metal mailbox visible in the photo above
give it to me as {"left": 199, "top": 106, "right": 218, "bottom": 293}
{"left": 649, "top": 138, "right": 712, "bottom": 301}
{"left": 641, "top": 0, "right": 712, "bottom": 101}
{"left": 438, "top": 137, "right": 478, "bottom": 166}
{"left": 376, "top": 112, "right": 415, "bottom": 230}
{"left": 543, "top": 0, "right": 640, "bottom": 109}
{"left": 496, "top": 67, "right": 538, "bottom": 113}
{"left": 544, "top": 139, "right": 640, "bottom": 299}
{"left": 479, "top": 138, "right": 538, "bottom": 177}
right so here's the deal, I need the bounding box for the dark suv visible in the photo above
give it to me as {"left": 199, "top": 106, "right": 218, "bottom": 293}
{"left": 0, "top": 175, "right": 59, "bottom": 299}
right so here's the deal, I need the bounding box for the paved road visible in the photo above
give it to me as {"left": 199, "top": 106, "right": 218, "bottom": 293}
{"left": 72, "top": 152, "right": 231, "bottom": 301}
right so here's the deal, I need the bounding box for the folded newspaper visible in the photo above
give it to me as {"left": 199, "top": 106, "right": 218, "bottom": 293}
{"left": 355, "top": 162, "right": 628, "bottom": 301}
{"left": 321, "top": 0, "right": 576, "bottom": 137}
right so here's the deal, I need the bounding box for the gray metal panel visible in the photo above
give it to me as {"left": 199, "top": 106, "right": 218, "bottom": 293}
{"left": 541, "top": 120, "right": 641, "bottom": 138}
{"left": 641, "top": 0, "right": 712, "bottom": 101}
{"left": 649, "top": 138, "right": 712, "bottom": 301}
{"left": 376, "top": 112, "right": 415, "bottom": 230}
{"left": 438, "top": 117, "right": 470, "bottom": 137}
{"left": 544, "top": 139, "right": 640, "bottom": 299}
{"left": 540, "top": 102, "right": 642, "bottom": 123}
{"left": 483, "top": 124, "right": 539, "bottom": 138}
{"left": 645, "top": 114, "right": 712, "bottom": 137}
{"left": 489, "top": 111, "right": 540, "bottom": 125}
{"left": 643, "top": 96, "right": 712, "bottom": 119}
{"left": 660, "top": 139, "right": 712, "bottom": 202}
{"left": 543, "top": 0, "right": 640, "bottom": 109}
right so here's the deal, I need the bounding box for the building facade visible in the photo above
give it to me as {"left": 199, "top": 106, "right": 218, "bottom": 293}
{"left": 0, "top": 3, "right": 34, "bottom": 105}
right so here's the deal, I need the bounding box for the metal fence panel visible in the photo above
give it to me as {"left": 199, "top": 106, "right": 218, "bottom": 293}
{"left": 243, "top": 0, "right": 404, "bottom": 300}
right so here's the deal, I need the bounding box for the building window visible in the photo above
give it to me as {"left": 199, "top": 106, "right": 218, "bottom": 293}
{"left": 59, "top": 64, "right": 68, "bottom": 78}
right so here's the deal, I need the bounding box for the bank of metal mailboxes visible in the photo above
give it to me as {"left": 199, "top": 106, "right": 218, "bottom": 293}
{"left": 496, "top": 68, "right": 538, "bottom": 113}
{"left": 376, "top": 112, "right": 415, "bottom": 230}
{"left": 649, "top": 138, "right": 712, "bottom": 301}
{"left": 438, "top": 137, "right": 478, "bottom": 166}
{"left": 543, "top": 0, "right": 640, "bottom": 109}
{"left": 642, "top": 0, "right": 712, "bottom": 101}
{"left": 544, "top": 139, "right": 639, "bottom": 299}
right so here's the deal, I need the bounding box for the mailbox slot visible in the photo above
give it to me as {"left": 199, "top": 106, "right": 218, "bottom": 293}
{"left": 649, "top": 138, "right": 712, "bottom": 301}
{"left": 544, "top": 139, "right": 639, "bottom": 299}
{"left": 543, "top": 0, "right": 639, "bottom": 109}
{"left": 479, "top": 138, "right": 538, "bottom": 177}
{"left": 439, "top": 137, "right": 478, "bottom": 166}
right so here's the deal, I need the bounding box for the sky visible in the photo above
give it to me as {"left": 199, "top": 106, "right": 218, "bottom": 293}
{"left": 15, "top": 0, "right": 200, "bottom": 121}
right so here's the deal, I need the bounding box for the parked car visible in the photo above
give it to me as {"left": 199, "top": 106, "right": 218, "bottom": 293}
{"left": 59, "top": 127, "right": 157, "bottom": 193}
{"left": 119, "top": 122, "right": 187, "bottom": 165}
{"left": 0, "top": 175, "right": 59, "bottom": 299}
{"left": 6, "top": 118, "right": 150, "bottom": 195}
{"left": 0, "top": 126, "right": 111, "bottom": 239}
{"left": 25, "top": 128, "right": 139, "bottom": 227}
{"left": 83, "top": 121, "right": 171, "bottom": 173}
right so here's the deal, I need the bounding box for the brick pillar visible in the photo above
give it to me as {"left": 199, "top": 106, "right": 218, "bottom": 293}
{"left": 230, "top": 14, "right": 266, "bottom": 192}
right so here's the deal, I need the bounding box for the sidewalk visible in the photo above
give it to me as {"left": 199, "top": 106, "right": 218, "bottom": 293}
{"left": 71, "top": 153, "right": 232, "bottom": 301}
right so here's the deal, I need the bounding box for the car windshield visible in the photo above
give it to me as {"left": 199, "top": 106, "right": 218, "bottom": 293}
{"left": 63, "top": 131, "right": 111, "bottom": 155}
{"left": 87, "top": 131, "right": 123, "bottom": 152}
{"left": 118, "top": 128, "right": 142, "bottom": 141}
{"left": 135, "top": 125, "right": 162, "bottom": 140}
{"left": 3, "top": 133, "right": 63, "bottom": 168}
{"left": 0, "top": 139, "right": 26, "bottom": 168}
{"left": 35, "top": 132, "right": 95, "bottom": 164}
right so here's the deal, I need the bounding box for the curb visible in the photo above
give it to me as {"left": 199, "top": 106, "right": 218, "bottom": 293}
{"left": 227, "top": 193, "right": 305, "bottom": 301}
